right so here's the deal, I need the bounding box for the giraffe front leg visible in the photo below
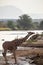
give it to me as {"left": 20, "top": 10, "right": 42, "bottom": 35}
{"left": 2, "top": 50, "right": 8, "bottom": 64}
{"left": 12, "top": 49, "right": 17, "bottom": 64}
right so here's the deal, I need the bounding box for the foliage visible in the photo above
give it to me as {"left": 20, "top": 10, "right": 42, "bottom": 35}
{"left": 32, "top": 22, "right": 39, "bottom": 30}
{"left": 0, "top": 14, "right": 43, "bottom": 30}
{"left": 7, "top": 21, "right": 15, "bottom": 30}
{"left": 17, "top": 14, "right": 33, "bottom": 30}
{"left": 39, "top": 20, "right": 43, "bottom": 30}
{"left": 0, "top": 21, "right": 7, "bottom": 27}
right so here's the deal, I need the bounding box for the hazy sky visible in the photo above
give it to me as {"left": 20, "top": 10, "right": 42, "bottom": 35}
{"left": 0, "top": 0, "right": 43, "bottom": 19}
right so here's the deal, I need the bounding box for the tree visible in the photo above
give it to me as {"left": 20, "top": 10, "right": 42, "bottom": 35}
{"left": 32, "top": 22, "right": 39, "bottom": 30}
{"left": 7, "top": 21, "right": 15, "bottom": 30}
{"left": 39, "top": 20, "right": 43, "bottom": 30}
{"left": 0, "top": 21, "right": 7, "bottom": 27}
{"left": 17, "top": 14, "right": 33, "bottom": 30}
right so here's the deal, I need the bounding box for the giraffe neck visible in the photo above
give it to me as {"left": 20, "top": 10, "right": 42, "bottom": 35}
{"left": 12, "top": 33, "right": 33, "bottom": 46}
{"left": 22, "top": 33, "right": 32, "bottom": 42}
{"left": 16, "top": 33, "right": 33, "bottom": 46}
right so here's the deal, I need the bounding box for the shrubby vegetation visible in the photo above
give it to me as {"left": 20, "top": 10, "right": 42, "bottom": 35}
{"left": 17, "top": 14, "right": 33, "bottom": 30}
{"left": 0, "top": 14, "right": 43, "bottom": 30}
{"left": 39, "top": 20, "right": 43, "bottom": 30}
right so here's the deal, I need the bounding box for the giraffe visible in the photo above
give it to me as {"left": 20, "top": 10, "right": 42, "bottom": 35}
{"left": 2, "top": 32, "right": 34, "bottom": 64}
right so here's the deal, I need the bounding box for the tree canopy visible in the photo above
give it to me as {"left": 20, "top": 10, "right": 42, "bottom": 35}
{"left": 17, "top": 14, "right": 33, "bottom": 30}
{"left": 39, "top": 20, "right": 43, "bottom": 30}
{"left": 7, "top": 21, "right": 15, "bottom": 30}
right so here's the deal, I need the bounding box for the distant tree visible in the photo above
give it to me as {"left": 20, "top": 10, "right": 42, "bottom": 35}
{"left": 7, "top": 21, "right": 15, "bottom": 30}
{"left": 32, "top": 22, "right": 39, "bottom": 30}
{"left": 0, "top": 21, "right": 6, "bottom": 27}
{"left": 17, "top": 14, "right": 33, "bottom": 30}
{"left": 39, "top": 20, "right": 43, "bottom": 30}
{"left": 0, "top": 21, "right": 3, "bottom": 27}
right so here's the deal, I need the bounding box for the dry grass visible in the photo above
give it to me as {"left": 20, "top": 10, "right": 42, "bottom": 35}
{"left": 0, "top": 27, "right": 11, "bottom": 31}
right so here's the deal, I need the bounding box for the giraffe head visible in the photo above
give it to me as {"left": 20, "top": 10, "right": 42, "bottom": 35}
{"left": 27, "top": 32, "right": 35, "bottom": 35}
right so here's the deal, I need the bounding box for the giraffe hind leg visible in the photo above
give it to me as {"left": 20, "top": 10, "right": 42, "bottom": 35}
{"left": 2, "top": 50, "right": 8, "bottom": 64}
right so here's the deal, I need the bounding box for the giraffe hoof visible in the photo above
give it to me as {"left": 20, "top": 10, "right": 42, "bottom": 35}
{"left": 6, "top": 62, "right": 9, "bottom": 65}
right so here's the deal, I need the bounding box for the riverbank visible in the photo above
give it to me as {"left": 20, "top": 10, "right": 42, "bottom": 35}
{"left": 0, "top": 48, "right": 43, "bottom": 65}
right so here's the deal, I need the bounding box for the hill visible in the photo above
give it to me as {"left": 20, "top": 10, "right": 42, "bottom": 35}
{"left": 0, "top": 6, "right": 23, "bottom": 19}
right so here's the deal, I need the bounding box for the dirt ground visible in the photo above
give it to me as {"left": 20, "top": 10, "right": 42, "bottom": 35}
{"left": 0, "top": 47, "right": 43, "bottom": 65}
{"left": 0, "top": 38, "right": 43, "bottom": 65}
